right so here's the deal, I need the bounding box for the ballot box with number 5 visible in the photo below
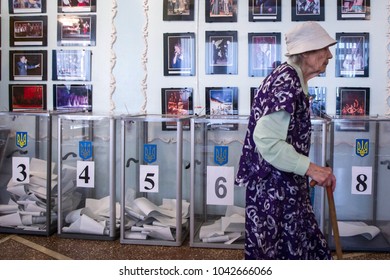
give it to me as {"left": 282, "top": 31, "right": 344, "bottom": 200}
{"left": 120, "top": 114, "right": 192, "bottom": 246}
{"left": 327, "top": 116, "right": 390, "bottom": 251}
{"left": 57, "top": 113, "right": 119, "bottom": 240}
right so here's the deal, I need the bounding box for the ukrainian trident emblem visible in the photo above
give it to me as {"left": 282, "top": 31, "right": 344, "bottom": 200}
{"left": 214, "top": 146, "right": 228, "bottom": 166}
{"left": 356, "top": 139, "right": 369, "bottom": 158}
{"left": 16, "top": 132, "right": 27, "bottom": 148}
{"left": 144, "top": 144, "right": 157, "bottom": 164}
{"left": 79, "top": 141, "right": 93, "bottom": 160}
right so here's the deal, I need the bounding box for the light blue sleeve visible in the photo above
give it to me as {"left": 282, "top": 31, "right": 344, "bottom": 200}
{"left": 253, "top": 110, "right": 310, "bottom": 176}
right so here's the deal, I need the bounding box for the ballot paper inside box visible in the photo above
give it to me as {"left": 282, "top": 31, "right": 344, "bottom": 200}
{"left": 119, "top": 114, "right": 192, "bottom": 246}
{"left": 0, "top": 111, "right": 60, "bottom": 236}
{"left": 57, "top": 113, "right": 119, "bottom": 241}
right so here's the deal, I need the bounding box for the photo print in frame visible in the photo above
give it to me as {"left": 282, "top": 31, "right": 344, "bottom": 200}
{"left": 10, "top": 16, "right": 48, "bottom": 46}
{"left": 291, "top": 0, "right": 324, "bottom": 21}
{"left": 9, "top": 0, "right": 46, "bottom": 14}
{"left": 335, "top": 32, "right": 369, "bottom": 78}
{"left": 206, "top": 0, "right": 238, "bottom": 22}
{"left": 52, "top": 49, "right": 92, "bottom": 81}
{"left": 53, "top": 84, "right": 92, "bottom": 111}
{"left": 161, "top": 87, "right": 193, "bottom": 130}
{"left": 205, "top": 30, "right": 238, "bottom": 75}
{"left": 57, "top": 14, "right": 96, "bottom": 46}
{"left": 57, "top": 0, "right": 97, "bottom": 13}
{"left": 163, "top": 0, "right": 194, "bottom": 21}
{"left": 308, "top": 86, "right": 327, "bottom": 118}
{"left": 163, "top": 32, "right": 195, "bottom": 76}
{"left": 248, "top": 32, "right": 281, "bottom": 77}
{"left": 10, "top": 50, "right": 47, "bottom": 81}
{"left": 248, "top": 0, "right": 281, "bottom": 22}
{"left": 337, "top": 0, "right": 370, "bottom": 20}
{"left": 9, "top": 84, "right": 47, "bottom": 111}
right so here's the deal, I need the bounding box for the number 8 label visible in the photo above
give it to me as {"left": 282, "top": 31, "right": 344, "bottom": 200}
{"left": 207, "top": 166, "right": 234, "bottom": 205}
{"left": 351, "top": 166, "right": 372, "bottom": 195}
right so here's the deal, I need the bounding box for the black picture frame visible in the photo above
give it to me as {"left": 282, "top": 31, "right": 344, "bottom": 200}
{"left": 163, "top": 0, "right": 194, "bottom": 21}
{"left": 10, "top": 50, "right": 47, "bottom": 81}
{"left": 206, "top": 0, "right": 238, "bottom": 22}
{"left": 335, "top": 32, "right": 369, "bottom": 78}
{"left": 248, "top": 0, "right": 281, "bottom": 22}
{"left": 291, "top": 0, "right": 324, "bottom": 21}
{"left": 250, "top": 87, "right": 258, "bottom": 109}
{"left": 161, "top": 87, "right": 193, "bottom": 130}
{"left": 337, "top": 0, "right": 370, "bottom": 20}
{"left": 248, "top": 32, "right": 281, "bottom": 77}
{"left": 205, "top": 87, "right": 238, "bottom": 116}
{"left": 57, "top": 14, "right": 96, "bottom": 46}
{"left": 53, "top": 84, "right": 92, "bottom": 111}
{"left": 52, "top": 49, "right": 92, "bottom": 81}
{"left": 10, "top": 16, "right": 47, "bottom": 46}
{"left": 57, "top": 0, "right": 97, "bottom": 13}
{"left": 308, "top": 86, "right": 327, "bottom": 118}
{"left": 336, "top": 87, "right": 370, "bottom": 131}
{"left": 205, "top": 30, "right": 238, "bottom": 75}
{"left": 9, "top": 84, "right": 47, "bottom": 111}
{"left": 9, "top": 0, "right": 46, "bottom": 14}
{"left": 163, "top": 32, "right": 196, "bottom": 76}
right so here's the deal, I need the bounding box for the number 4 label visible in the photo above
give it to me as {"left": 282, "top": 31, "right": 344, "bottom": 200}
{"left": 77, "top": 161, "right": 95, "bottom": 188}
{"left": 351, "top": 166, "right": 372, "bottom": 195}
{"left": 207, "top": 166, "right": 234, "bottom": 205}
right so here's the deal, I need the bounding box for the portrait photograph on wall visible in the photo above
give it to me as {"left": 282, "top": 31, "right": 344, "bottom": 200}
{"left": 308, "top": 86, "right": 327, "bottom": 117}
{"left": 205, "top": 30, "right": 238, "bottom": 75}
{"left": 163, "top": 32, "right": 195, "bottom": 76}
{"left": 163, "top": 0, "right": 194, "bottom": 21}
{"left": 335, "top": 32, "right": 369, "bottom": 78}
{"left": 337, "top": 0, "right": 370, "bottom": 20}
{"left": 9, "top": 84, "right": 47, "bottom": 111}
{"left": 52, "top": 49, "right": 92, "bottom": 81}
{"left": 53, "top": 84, "right": 92, "bottom": 111}
{"left": 9, "top": 50, "right": 47, "bottom": 81}
{"left": 248, "top": 0, "right": 281, "bottom": 22}
{"left": 206, "top": 0, "right": 238, "bottom": 22}
{"left": 10, "top": 16, "right": 47, "bottom": 46}
{"left": 57, "top": 0, "right": 97, "bottom": 13}
{"left": 248, "top": 32, "right": 281, "bottom": 77}
{"left": 57, "top": 14, "right": 96, "bottom": 46}
{"left": 291, "top": 0, "right": 324, "bottom": 21}
{"left": 9, "top": 0, "right": 46, "bottom": 14}
{"left": 161, "top": 87, "right": 193, "bottom": 130}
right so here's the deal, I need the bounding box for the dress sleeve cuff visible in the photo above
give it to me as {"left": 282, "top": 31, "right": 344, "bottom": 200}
{"left": 294, "top": 155, "right": 310, "bottom": 176}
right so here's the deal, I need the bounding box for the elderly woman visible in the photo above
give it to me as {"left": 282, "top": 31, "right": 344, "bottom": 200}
{"left": 236, "top": 21, "right": 337, "bottom": 260}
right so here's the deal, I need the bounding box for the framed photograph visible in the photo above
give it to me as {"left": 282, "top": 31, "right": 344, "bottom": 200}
{"left": 337, "top": 0, "right": 370, "bottom": 20}
{"left": 248, "top": 0, "right": 281, "bottom": 22}
{"left": 205, "top": 87, "right": 238, "bottom": 115}
{"left": 248, "top": 32, "right": 281, "bottom": 77}
{"left": 205, "top": 30, "right": 238, "bottom": 75}
{"left": 57, "top": 0, "right": 97, "bottom": 13}
{"left": 336, "top": 87, "right": 370, "bottom": 131}
{"left": 9, "top": 0, "right": 46, "bottom": 14}
{"left": 163, "top": 32, "right": 195, "bottom": 76}
{"left": 163, "top": 0, "right": 194, "bottom": 21}
{"left": 291, "top": 0, "right": 324, "bottom": 21}
{"left": 206, "top": 0, "right": 237, "bottom": 22}
{"left": 53, "top": 84, "right": 92, "bottom": 111}
{"left": 335, "top": 32, "right": 369, "bottom": 78}
{"left": 52, "top": 49, "right": 92, "bottom": 81}
{"left": 10, "top": 50, "right": 47, "bottom": 81}
{"left": 161, "top": 88, "right": 193, "bottom": 130}
{"left": 308, "top": 86, "right": 327, "bottom": 118}
{"left": 250, "top": 87, "right": 258, "bottom": 109}
{"left": 9, "top": 84, "right": 47, "bottom": 111}
{"left": 10, "top": 16, "right": 47, "bottom": 46}
{"left": 57, "top": 14, "right": 96, "bottom": 46}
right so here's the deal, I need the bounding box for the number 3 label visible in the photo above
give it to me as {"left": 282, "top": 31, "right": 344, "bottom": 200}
{"left": 77, "top": 161, "right": 95, "bottom": 188}
{"left": 140, "top": 165, "right": 159, "bottom": 193}
{"left": 12, "top": 157, "right": 30, "bottom": 183}
{"left": 207, "top": 166, "right": 234, "bottom": 205}
{"left": 351, "top": 166, "right": 372, "bottom": 195}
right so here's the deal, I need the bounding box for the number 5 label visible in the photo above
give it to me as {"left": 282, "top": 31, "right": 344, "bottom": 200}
{"left": 140, "top": 165, "right": 159, "bottom": 193}
{"left": 77, "top": 161, "right": 95, "bottom": 188}
{"left": 351, "top": 166, "right": 372, "bottom": 195}
{"left": 207, "top": 166, "right": 234, "bottom": 205}
{"left": 12, "top": 157, "right": 30, "bottom": 183}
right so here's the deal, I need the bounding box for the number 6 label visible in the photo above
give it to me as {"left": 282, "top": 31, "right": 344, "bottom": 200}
{"left": 207, "top": 166, "right": 234, "bottom": 205}
{"left": 77, "top": 161, "right": 95, "bottom": 188}
{"left": 351, "top": 166, "right": 372, "bottom": 195}
{"left": 12, "top": 157, "right": 30, "bottom": 183}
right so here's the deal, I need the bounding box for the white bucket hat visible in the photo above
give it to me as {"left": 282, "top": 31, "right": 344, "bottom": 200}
{"left": 285, "top": 21, "right": 337, "bottom": 56}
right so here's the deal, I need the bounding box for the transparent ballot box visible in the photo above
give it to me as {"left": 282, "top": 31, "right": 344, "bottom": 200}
{"left": 189, "top": 116, "right": 329, "bottom": 249}
{"left": 120, "top": 114, "right": 191, "bottom": 246}
{"left": 327, "top": 116, "right": 390, "bottom": 251}
{"left": 0, "top": 111, "right": 60, "bottom": 235}
{"left": 57, "top": 114, "right": 118, "bottom": 240}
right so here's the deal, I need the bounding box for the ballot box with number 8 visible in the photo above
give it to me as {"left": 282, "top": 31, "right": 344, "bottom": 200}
{"left": 120, "top": 114, "right": 192, "bottom": 246}
{"left": 57, "top": 113, "right": 119, "bottom": 240}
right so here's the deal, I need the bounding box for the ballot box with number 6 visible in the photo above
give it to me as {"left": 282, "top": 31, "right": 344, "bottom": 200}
{"left": 327, "top": 116, "right": 390, "bottom": 251}
{"left": 120, "top": 114, "right": 191, "bottom": 246}
{"left": 57, "top": 114, "right": 119, "bottom": 240}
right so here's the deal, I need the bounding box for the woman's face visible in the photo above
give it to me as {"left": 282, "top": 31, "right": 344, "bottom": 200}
{"left": 304, "top": 46, "right": 333, "bottom": 76}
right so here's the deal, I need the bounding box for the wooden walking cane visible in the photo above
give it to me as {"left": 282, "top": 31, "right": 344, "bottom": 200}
{"left": 310, "top": 180, "right": 343, "bottom": 260}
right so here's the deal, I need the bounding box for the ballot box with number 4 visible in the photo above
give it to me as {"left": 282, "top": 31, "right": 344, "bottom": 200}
{"left": 120, "top": 114, "right": 192, "bottom": 246}
{"left": 57, "top": 113, "right": 119, "bottom": 240}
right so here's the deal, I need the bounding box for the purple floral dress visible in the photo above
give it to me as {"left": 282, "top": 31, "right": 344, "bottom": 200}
{"left": 236, "top": 62, "right": 331, "bottom": 260}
